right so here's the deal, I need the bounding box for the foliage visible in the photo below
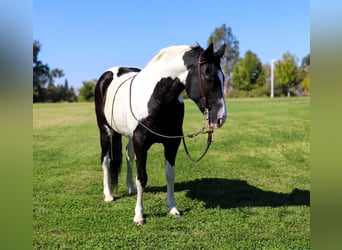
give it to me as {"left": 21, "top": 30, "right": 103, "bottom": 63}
{"left": 207, "top": 24, "right": 239, "bottom": 89}
{"left": 262, "top": 63, "right": 271, "bottom": 86}
{"left": 231, "top": 50, "right": 266, "bottom": 92}
{"left": 33, "top": 41, "right": 76, "bottom": 102}
{"left": 300, "top": 74, "right": 310, "bottom": 92}
{"left": 301, "top": 54, "right": 310, "bottom": 68}
{"left": 226, "top": 82, "right": 284, "bottom": 98}
{"left": 78, "top": 80, "right": 96, "bottom": 102}
{"left": 299, "top": 54, "right": 310, "bottom": 93}
{"left": 33, "top": 41, "right": 50, "bottom": 102}
{"left": 45, "top": 79, "right": 77, "bottom": 102}
{"left": 33, "top": 98, "right": 310, "bottom": 249}
{"left": 274, "top": 52, "right": 299, "bottom": 97}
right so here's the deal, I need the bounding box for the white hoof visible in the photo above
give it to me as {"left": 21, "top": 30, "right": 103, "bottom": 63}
{"left": 169, "top": 207, "right": 181, "bottom": 217}
{"left": 104, "top": 195, "right": 114, "bottom": 202}
{"left": 133, "top": 215, "right": 144, "bottom": 225}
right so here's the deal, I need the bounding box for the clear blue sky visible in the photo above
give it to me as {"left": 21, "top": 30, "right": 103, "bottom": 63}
{"left": 33, "top": 0, "right": 310, "bottom": 90}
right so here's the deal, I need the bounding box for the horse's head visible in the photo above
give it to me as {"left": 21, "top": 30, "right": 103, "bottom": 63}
{"left": 183, "top": 43, "right": 227, "bottom": 129}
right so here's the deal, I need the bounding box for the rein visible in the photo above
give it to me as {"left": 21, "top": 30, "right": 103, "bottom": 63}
{"left": 118, "top": 50, "right": 213, "bottom": 162}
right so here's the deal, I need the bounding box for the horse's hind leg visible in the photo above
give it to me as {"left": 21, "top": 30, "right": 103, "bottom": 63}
{"left": 100, "top": 126, "right": 114, "bottom": 202}
{"left": 101, "top": 126, "right": 122, "bottom": 202}
{"left": 126, "top": 139, "right": 137, "bottom": 195}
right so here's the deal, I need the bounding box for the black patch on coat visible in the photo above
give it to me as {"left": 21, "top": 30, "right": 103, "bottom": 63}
{"left": 145, "top": 77, "right": 185, "bottom": 138}
{"left": 133, "top": 77, "right": 185, "bottom": 167}
{"left": 95, "top": 71, "right": 114, "bottom": 109}
{"left": 117, "top": 67, "right": 141, "bottom": 77}
{"left": 182, "top": 46, "right": 204, "bottom": 110}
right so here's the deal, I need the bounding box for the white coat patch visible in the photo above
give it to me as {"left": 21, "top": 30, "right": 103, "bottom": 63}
{"left": 104, "top": 46, "right": 192, "bottom": 138}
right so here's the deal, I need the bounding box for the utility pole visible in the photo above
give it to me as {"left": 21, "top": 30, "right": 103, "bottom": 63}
{"left": 270, "top": 59, "right": 275, "bottom": 98}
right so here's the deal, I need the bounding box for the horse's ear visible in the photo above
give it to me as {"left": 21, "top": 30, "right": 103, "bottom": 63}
{"left": 205, "top": 43, "right": 214, "bottom": 53}
{"left": 203, "top": 43, "right": 214, "bottom": 60}
{"left": 214, "top": 44, "right": 226, "bottom": 59}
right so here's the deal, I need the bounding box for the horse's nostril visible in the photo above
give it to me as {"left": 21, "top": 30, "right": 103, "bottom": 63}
{"left": 217, "top": 118, "right": 223, "bottom": 126}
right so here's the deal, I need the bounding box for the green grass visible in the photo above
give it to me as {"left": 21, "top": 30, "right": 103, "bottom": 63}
{"left": 33, "top": 98, "right": 310, "bottom": 249}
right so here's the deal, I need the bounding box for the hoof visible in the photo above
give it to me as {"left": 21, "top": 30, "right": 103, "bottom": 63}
{"left": 134, "top": 219, "right": 145, "bottom": 225}
{"left": 128, "top": 187, "right": 137, "bottom": 196}
{"left": 169, "top": 207, "right": 181, "bottom": 217}
{"left": 133, "top": 212, "right": 144, "bottom": 225}
{"left": 133, "top": 217, "right": 144, "bottom": 225}
{"left": 104, "top": 195, "right": 114, "bottom": 202}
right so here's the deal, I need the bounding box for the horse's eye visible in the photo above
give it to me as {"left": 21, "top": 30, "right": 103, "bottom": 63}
{"left": 204, "top": 73, "right": 211, "bottom": 81}
{"left": 203, "top": 65, "right": 214, "bottom": 81}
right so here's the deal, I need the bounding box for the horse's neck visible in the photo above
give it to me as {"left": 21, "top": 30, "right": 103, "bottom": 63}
{"left": 143, "top": 46, "right": 191, "bottom": 85}
{"left": 142, "top": 60, "right": 188, "bottom": 85}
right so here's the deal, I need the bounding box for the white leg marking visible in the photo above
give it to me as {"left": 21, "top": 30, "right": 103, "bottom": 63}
{"left": 165, "top": 160, "right": 180, "bottom": 217}
{"left": 133, "top": 177, "right": 144, "bottom": 224}
{"left": 126, "top": 140, "right": 137, "bottom": 195}
{"left": 102, "top": 154, "right": 114, "bottom": 202}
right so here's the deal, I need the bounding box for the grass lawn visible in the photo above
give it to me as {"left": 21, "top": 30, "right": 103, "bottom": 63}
{"left": 33, "top": 97, "right": 310, "bottom": 249}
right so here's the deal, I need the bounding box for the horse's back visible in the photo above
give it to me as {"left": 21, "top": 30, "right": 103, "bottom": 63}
{"left": 95, "top": 67, "right": 138, "bottom": 109}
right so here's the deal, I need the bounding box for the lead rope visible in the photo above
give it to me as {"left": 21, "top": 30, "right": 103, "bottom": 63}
{"left": 182, "top": 110, "right": 213, "bottom": 162}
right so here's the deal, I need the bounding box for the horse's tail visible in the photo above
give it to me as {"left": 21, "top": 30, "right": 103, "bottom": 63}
{"left": 94, "top": 71, "right": 122, "bottom": 189}
{"left": 94, "top": 71, "right": 114, "bottom": 123}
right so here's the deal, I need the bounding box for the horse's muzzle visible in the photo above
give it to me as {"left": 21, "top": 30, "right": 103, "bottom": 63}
{"left": 209, "top": 116, "right": 226, "bottom": 129}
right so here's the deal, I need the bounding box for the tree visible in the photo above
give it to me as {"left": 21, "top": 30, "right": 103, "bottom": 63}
{"left": 45, "top": 79, "right": 77, "bottom": 102}
{"left": 33, "top": 41, "right": 76, "bottom": 102}
{"left": 274, "top": 52, "right": 298, "bottom": 97}
{"left": 262, "top": 63, "right": 271, "bottom": 86}
{"left": 301, "top": 74, "right": 310, "bottom": 93}
{"left": 231, "top": 50, "right": 265, "bottom": 92}
{"left": 299, "top": 54, "right": 310, "bottom": 94}
{"left": 49, "top": 68, "right": 65, "bottom": 86}
{"left": 207, "top": 24, "right": 239, "bottom": 91}
{"left": 301, "top": 54, "right": 310, "bottom": 69}
{"left": 33, "top": 41, "right": 50, "bottom": 102}
{"left": 78, "top": 80, "right": 96, "bottom": 102}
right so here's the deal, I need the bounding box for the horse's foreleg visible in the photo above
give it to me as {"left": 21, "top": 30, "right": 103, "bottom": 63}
{"left": 165, "top": 160, "right": 180, "bottom": 216}
{"left": 164, "top": 139, "right": 181, "bottom": 217}
{"left": 133, "top": 164, "right": 147, "bottom": 224}
{"left": 126, "top": 139, "right": 137, "bottom": 195}
{"left": 134, "top": 176, "right": 145, "bottom": 224}
{"left": 132, "top": 135, "right": 149, "bottom": 224}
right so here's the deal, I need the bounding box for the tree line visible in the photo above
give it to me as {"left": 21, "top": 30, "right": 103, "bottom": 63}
{"left": 208, "top": 24, "right": 310, "bottom": 98}
{"left": 33, "top": 24, "right": 309, "bottom": 102}
{"left": 33, "top": 41, "right": 77, "bottom": 103}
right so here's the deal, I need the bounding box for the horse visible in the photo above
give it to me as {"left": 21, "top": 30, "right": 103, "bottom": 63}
{"left": 94, "top": 43, "right": 227, "bottom": 224}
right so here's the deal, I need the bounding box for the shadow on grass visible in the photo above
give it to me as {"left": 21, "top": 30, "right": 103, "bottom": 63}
{"left": 146, "top": 178, "right": 309, "bottom": 209}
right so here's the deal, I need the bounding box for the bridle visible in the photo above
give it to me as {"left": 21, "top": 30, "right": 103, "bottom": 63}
{"left": 112, "top": 50, "right": 214, "bottom": 162}
{"left": 197, "top": 50, "right": 210, "bottom": 121}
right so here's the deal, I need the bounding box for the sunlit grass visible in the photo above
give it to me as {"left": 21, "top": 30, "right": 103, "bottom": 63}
{"left": 33, "top": 97, "right": 310, "bottom": 249}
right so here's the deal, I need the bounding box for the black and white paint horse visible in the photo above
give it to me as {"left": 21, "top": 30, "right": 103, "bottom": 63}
{"left": 95, "top": 43, "right": 227, "bottom": 224}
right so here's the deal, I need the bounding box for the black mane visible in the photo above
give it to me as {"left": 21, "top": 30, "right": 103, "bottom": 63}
{"left": 182, "top": 46, "right": 203, "bottom": 70}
